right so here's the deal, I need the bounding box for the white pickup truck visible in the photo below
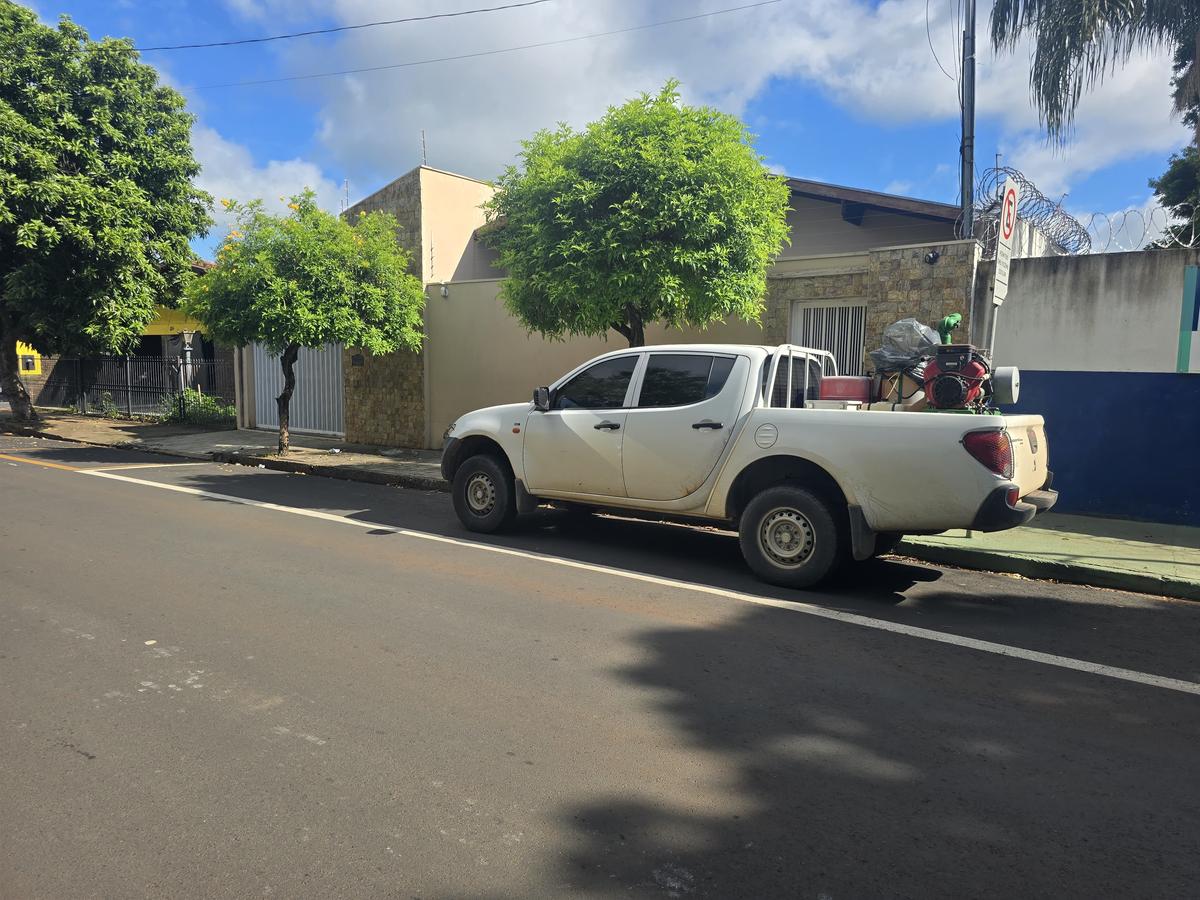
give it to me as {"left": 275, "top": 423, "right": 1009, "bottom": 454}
{"left": 442, "top": 344, "right": 1056, "bottom": 588}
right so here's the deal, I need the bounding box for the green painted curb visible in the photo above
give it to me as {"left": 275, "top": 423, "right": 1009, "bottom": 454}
{"left": 898, "top": 540, "right": 1200, "bottom": 602}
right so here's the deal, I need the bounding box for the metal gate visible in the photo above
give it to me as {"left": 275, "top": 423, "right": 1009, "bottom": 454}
{"left": 253, "top": 343, "right": 344, "bottom": 437}
{"left": 790, "top": 302, "right": 867, "bottom": 376}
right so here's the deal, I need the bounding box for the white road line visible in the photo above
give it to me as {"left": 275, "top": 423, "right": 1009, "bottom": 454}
{"left": 82, "top": 468, "right": 1200, "bottom": 697}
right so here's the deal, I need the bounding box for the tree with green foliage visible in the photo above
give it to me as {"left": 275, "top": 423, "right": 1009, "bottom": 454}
{"left": 0, "top": 2, "right": 210, "bottom": 422}
{"left": 990, "top": 0, "right": 1200, "bottom": 142}
{"left": 186, "top": 192, "right": 425, "bottom": 452}
{"left": 1149, "top": 144, "right": 1200, "bottom": 244}
{"left": 483, "top": 81, "right": 790, "bottom": 347}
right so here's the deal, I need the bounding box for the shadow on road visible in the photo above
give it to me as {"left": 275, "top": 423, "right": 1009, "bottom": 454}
{"left": 548, "top": 603, "right": 1200, "bottom": 897}
{"left": 444, "top": 599, "right": 1200, "bottom": 898}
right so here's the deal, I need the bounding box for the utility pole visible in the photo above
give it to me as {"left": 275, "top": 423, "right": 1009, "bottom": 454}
{"left": 960, "top": 0, "right": 976, "bottom": 238}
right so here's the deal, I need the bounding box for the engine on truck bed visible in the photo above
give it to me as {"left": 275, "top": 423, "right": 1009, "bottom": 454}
{"left": 923, "top": 344, "right": 990, "bottom": 409}
{"left": 868, "top": 316, "right": 1020, "bottom": 413}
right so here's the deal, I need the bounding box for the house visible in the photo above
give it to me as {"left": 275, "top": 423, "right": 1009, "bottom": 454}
{"left": 9, "top": 260, "right": 234, "bottom": 414}
{"left": 234, "top": 165, "right": 987, "bottom": 448}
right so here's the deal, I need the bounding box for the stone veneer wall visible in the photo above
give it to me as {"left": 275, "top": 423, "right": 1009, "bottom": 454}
{"left": 342, "top": 346, "right": 425, "bottom": 448}
{"left": 762, "top": 271, "right": 870, "bottom": 345}
{"left": 764, "top": 240, "right": 980, "bottom": 370}
{"left": 341, "top": 169, "right": 427, "bottom": 446}
{"left": 865, "top": 241, "right": 979, "bottom": 363}
{"left": 343, "top": 169, "right": 424, "bottom": 279}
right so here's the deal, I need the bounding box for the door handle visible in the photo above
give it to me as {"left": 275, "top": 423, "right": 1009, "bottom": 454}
{"left": 692, "top": 420, "right": 723, "bottom": 430}
{"left": 594, "top": 420, "right": 621, "bottom": 431}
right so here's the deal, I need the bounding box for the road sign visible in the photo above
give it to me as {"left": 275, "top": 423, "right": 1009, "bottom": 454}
{"left": 992, "top": 178, "right": 1020, "bottom": 306}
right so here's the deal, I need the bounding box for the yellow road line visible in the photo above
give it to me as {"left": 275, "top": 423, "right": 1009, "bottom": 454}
{"left": 0, "top": 452, "right": 81, "bottom": 472}
{"left": 90, "top": 462, "right": 210, "bottom": 471}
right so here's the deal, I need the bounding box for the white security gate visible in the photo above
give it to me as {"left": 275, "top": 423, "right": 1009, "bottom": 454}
{"left": 253, "top": 343, "right": 344, "bottom": 437}
{"left": 790, "top": 302, "right": 867, "bottom": 376}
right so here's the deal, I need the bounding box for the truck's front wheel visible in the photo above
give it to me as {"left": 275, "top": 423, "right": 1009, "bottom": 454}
{"left": 452, "top": 454, "right": 517, "bottom": 534}
{"left": 738, "top": 486, "right": 842, "bottom": 589}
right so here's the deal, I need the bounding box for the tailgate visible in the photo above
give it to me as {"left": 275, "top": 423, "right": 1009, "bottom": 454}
{"left": 1004, "top": 415, "right": 1049, "bottom": 496}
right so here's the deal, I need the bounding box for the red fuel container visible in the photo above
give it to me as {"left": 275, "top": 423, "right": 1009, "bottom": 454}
{"left": 818, "top": 376, "right": 872, "bottom": 402}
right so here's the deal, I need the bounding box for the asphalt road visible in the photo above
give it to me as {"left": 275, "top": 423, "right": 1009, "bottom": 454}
{"left": 1, "top": 434, "right": 1198, "bottom": 899}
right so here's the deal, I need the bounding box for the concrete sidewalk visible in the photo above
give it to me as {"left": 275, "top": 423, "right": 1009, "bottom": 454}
{"left": 5, "top": 411, "right": 1198, "bottom": 600}
{"left": 898, "top": 516, "right": 1200, "bottom": 602}
{"left": 0, "top": 411, "right": 444, "bottom": 491}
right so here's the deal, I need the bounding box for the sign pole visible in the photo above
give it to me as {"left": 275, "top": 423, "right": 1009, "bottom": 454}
{"left": 989, "top": 177, "right": 1020, "bottom": 357}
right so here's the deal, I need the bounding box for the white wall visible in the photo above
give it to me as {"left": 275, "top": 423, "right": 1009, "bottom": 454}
{"left": 992, "top": 248, "right": 1200, "bottom": 372}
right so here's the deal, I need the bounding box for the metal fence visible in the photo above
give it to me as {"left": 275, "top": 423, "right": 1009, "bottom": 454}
{"left": 8, "top": 356, "right": 237, "bottom": 427}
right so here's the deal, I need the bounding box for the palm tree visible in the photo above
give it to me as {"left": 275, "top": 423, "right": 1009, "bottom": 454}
{"left": 991, "top": 0, "right": 1200, "bottom": 141}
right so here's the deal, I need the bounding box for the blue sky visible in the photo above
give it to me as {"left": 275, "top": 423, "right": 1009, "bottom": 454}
{"left": 31, "top": 0, "right": 1191, "bottom": 257}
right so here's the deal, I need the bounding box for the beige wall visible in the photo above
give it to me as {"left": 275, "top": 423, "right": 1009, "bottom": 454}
{"left": 425, "top": 279, "right": 766, "bottom": 445}
{"left": 781, "top": 196, "right": 956, "bottom": 257}
{"left": 418, "top": 167, "right": 500, "bottom": 283}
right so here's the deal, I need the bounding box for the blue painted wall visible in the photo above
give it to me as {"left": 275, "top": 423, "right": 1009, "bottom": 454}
{"left": 1011, "top": 370, "right": 1199, "bottom": 525}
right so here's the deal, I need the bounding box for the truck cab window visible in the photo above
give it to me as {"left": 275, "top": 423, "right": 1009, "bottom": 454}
{"left": 637, "top": 354, "right": 734, "bottom": 408}
{"left": 554, "top": 357, "right": 636, "bottom": 409}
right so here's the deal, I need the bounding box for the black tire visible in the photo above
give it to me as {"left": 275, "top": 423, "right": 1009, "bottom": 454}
{"left": 452, "top": 453, "right": 517, "bottom": 534}
{"left": 873, "top": 531, "right": 905, "bottom": 557}
{"left": 738, "top": 485, "right": 843, "bottom": 589}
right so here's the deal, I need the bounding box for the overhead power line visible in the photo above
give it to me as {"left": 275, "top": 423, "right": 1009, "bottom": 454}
{"left": 199, "top": 0, "right": 783, "bottom": 89}
{"left": 925, "top": 0, "right": 955, "bottom": 81}
{"left": 135, "top": 0, "right": 556, "bottom": 51}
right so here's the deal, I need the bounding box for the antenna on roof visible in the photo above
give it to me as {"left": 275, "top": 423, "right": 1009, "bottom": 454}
{"left": 421, "top": 129, "right": 428, "bottom": 166}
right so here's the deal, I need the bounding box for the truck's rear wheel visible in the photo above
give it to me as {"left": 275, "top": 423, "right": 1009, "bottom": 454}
{"left": 738, "top": 486, "right": 842, "bottom": 589}
{"left": 452, "top": 454, "right": 517, "bottom": 534}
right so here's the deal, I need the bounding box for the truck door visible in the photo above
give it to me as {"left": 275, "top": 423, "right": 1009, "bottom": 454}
{"left": 522, "top": 355, "right": 639, "bottom": 498}
{"left": 621, "top": 352, "right": 746, "bottom": 501}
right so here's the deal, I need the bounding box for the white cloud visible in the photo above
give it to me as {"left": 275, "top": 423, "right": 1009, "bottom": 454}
{"left": 1000, "top": 55, "right": 1187, "bottom": 199}
{"left": 231, "top": 0, "right": 817, "bottom": 181}
{"left": 191, "top": 125, "right": 342, "bottom": 235}
{"left": 216, "top": 0, "right": 1187, "bottom": 214}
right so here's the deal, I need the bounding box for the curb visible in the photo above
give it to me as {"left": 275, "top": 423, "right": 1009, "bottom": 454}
{"left": 897, "top": 540, "right": 1200, "bottom": 602}
{"left": 208, "top": 450, "right": 448, "bottom": 493}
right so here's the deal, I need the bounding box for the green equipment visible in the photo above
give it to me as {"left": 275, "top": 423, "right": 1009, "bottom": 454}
{"left": 937, "top": 313, "right": 962, "bottom": 344}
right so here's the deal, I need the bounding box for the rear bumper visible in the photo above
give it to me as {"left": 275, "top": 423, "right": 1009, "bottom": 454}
{"left": 971, "top": 472, "right": 1058, "bottom": 532}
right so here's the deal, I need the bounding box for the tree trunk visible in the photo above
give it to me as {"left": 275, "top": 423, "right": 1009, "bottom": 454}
{"left": 0, "top": 314, "right": 38, "bottom": 424}
{"left": 276, "top": 343, "right": 300, "bottom": 453}
{"left": 612, "top": 305, "right": 646, "bottom": 347}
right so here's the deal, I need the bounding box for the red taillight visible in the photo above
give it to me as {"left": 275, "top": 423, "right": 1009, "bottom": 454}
{"left": 963, "top": 430, "right": 1014, "bottom": 479}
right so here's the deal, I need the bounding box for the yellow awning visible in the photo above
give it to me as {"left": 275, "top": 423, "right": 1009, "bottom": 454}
{"left": 143, "top": 306, "right": 204, "bottom": 336}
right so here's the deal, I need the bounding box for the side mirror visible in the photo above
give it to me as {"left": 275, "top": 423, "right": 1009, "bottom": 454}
{"left": 532, "top": 386, "right": 551, "bottom": 412}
